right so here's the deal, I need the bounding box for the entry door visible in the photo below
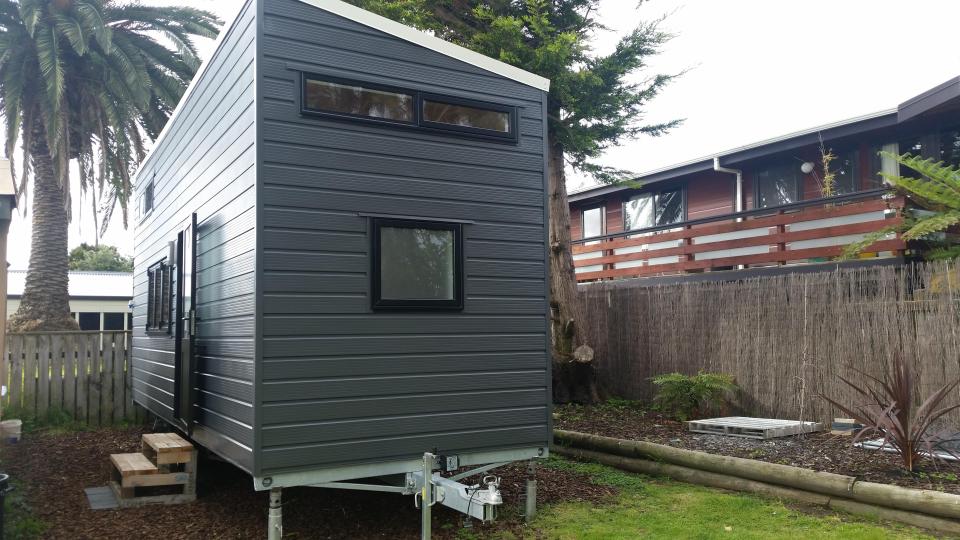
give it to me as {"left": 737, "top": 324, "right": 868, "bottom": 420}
{"left": 174, "top": 213, "right": 197, "bottom": 432}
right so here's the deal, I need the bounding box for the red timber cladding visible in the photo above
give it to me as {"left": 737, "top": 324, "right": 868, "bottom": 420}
{"left": 606, "top": 203, "right": 623, "bottom": 235}
{"left": 569, "top": 202, "right": 584, "bottom": 239}
{"left": 686, "top": 172, "right": 735, "bottom": 220}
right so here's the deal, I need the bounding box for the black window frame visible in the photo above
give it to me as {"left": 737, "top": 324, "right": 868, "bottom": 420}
{"left": 300, "top": 73, "right": 418, "bottom": 127}
{"left": 419, "top": 93, "right": 518, "bottom": 142}
{"left": 300, "top": 72, "right": 518, "bottom": 144}
{"left": 370, "top": 218, "right": 464, "bottom": 311}
{"left": 754, "top": 162, "right": 801, "bottom": 209}
{"left": 146, "top": 260, "right": 173, "bottom": 334}
{"left": 622, "top": 186, "right": 687, "bottom": 232}
{"left": 141, "top": 178, "right": 155, "bottom": 219}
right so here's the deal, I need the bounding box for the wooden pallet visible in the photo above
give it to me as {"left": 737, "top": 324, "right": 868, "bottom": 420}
{"left": 688, "top": 417, "right": 823, "bottom": 439}
{"left": 108, "top": 432, "right": 197, "bottom": 507}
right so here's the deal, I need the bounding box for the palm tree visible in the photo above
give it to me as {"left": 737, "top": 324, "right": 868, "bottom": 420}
{"left": 0, "top": 0, "right": 220, "bottom": 331}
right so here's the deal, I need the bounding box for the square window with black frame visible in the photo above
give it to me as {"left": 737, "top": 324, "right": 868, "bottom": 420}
{"left": 78, "top": 312, "right": 101, "bottom": 331}
{"left": 103, "top": 312, "right": 125, "bottom": 331}
{"left": 146, "top": 261, "right": 173, "bottom": 333}
{"left": 756, "top": 163, "right": 799, "bottom": 209}
{"left": 371, "top": 218, "right": 463, "bottom": 310}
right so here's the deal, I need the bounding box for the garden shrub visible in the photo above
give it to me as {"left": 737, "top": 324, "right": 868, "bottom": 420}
{"left": 650, "top": 371, "right": 738, "bottom": 421}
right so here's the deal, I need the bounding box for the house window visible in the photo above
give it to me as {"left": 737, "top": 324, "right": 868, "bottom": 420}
{"left": 624, "top": 188, "right": 684, "bottom": 230}
{"left": 300, "top": 73, "right": 518, "bottom": 142}
{"left": 78, "top": 312, "right": 101, "bottom": 331}
{"left": 755, "top": 163, "right": 799, "bottom": 208}
{"left": 302, "top": 75, "right": 414, "bottom": 123}
{"left": 939, "top": 126, "right": 960, "bottom": 169}
{"left": 103, "top": 312, "right": 125, "bottom": 331}
{"left": 142, "top": 180, "right": 154, "bottom": 217}
{"left": 420, "top": 95, "right": 516, "bottom": 140}
{"left": 828, "top": 149, "right": 859, "bottom": 195}
{"left": 146, "top": 261, "right": 173, "bottom": 333}
{"left": 581, "top": 206, "right": 605, "bottom": 239}
{"left": 371, "top": 218, "right": 463, "bottom": 310}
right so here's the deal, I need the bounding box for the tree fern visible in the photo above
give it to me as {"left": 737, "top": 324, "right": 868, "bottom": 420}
{"left": 843, "top": 152, "right": 960, "bottom": 260}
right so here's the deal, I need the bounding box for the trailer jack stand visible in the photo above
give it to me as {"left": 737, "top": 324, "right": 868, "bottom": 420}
{"left": 267, "top": 487, "right": 282, "bottom": 540}
{"left": 525, "top": 459, "right": 537, "bottom": 523}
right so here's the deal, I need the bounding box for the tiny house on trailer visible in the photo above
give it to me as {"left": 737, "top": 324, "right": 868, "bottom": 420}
{"left": 130, "top": 0, "right": 551, "bottom": 534}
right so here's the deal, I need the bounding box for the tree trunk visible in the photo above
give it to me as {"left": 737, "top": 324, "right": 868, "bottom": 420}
{"left": 547, "top": 134, "right": 601, "bottom": 404}
{"left": 7, "top": 123, "right": 79, "bottom": 332}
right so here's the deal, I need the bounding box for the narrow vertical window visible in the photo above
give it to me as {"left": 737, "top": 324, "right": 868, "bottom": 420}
{"left": 146, "top": 261, "right": 174, "bottom": 333}
{"left": 142, "top": 180, "right": 154, "bottom": 216}
{"left": 371, "top": 219, "right": 463, "bottom": 310}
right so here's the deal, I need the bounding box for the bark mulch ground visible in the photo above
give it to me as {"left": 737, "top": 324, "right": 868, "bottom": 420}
{"left": 555, "top": 403, "right": 960, "bottom": 495}
{"left": 0, "top": 425, "right": 613, "bottom": 539}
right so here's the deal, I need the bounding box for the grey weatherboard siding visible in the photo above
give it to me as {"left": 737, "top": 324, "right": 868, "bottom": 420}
{"left": 132, "top": 0, "right": 550, "bottom": 481}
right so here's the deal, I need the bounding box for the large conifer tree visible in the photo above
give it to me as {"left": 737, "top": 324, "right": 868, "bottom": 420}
{"left": 349, "top": 0, "right": 681, "bottom": 402}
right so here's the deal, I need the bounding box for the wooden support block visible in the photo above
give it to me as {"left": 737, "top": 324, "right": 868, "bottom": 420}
{"left": 122, "top": 472, "right": 190, "bottom": 488}
{"left": 110, "top": 453, "right": 158, "bottom": 477}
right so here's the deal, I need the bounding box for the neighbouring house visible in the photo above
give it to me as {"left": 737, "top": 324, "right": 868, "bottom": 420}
{"left": 129, "top": 0, "right": 549, "bottom": 529}
{"left": 7, "top": 270, "right": 133, "bottom": 331}
{"left": 569, "top": 76, "right": 960, "bottom": 283}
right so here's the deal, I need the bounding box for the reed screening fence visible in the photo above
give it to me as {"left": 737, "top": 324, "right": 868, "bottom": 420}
{"left": 580, "top": 261, "right": 960, "bottom": 425}
{"left": 2, "top": 331, "right": 142, "bottom": 425}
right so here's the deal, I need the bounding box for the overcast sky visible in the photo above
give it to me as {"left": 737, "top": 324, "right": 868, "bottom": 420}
{"left": 7, "top": 0, "right": 960, "bottom": 269}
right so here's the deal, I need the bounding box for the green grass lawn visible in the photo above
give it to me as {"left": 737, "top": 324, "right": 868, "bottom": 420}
{"left": 489, "top": 457, "right": 936, "bottom": 540}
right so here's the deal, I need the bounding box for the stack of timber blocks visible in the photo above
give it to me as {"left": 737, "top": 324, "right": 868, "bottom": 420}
{"left": 109, "top": 432, "right": 197, "bottom": 507}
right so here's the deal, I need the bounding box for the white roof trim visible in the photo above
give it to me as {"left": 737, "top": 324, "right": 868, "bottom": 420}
{"left": 296, "top": 0, "right": 551, "bottom": 92}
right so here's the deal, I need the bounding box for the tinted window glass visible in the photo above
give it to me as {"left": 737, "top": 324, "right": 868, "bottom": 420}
{"left": 828, "top": 150, "right": 859, "bottom": 195}
{"left": 304, "top": 78, "right": 414, "bottom": 122}
{"left": 624, "top": 194, "right": 654, "bottom": 231}
{"left": 104, "top": 312, "right": 125, "bottom": 331}
{"left": 78, "top": 312, "right": 100, "bottom": 331}
{"left": 422, "top": 100, "right": 510, "bottom": 133}
{"left": 380, "top": 226, "right": 455, "bottom": 301}
{"left": 940, "top": 127, "right": 960, "bottom": 169}
{"left": 756, "top": 165, "right": 798, "bottom": 208}
{"left": 656, "top": 189, "right": 684, "bottom": 225}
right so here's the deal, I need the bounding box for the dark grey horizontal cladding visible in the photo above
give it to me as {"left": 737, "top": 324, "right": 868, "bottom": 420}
{"left": 262, "top": 250, "right": 367, "bottom": 273}
{"left": 465, "top": 298, "right": 547, "bottom": 315}
{"left": 263, "top": 406, "right": 546, "bottom": 447}
{"left": 467, "top": 259, "right": 545, "bottom": 279}
{"left": 262, "top": 207, "right": 362, "bottom": 232}
{"left": 262, "top": 388, "right": 547, "bottom": 424}
{"left": 262, "top": 315, "right": 546, "bottom": 337}
{"left": 196, "top": 254, "right": 255, "bottom": 290}
{"left": 197, "top": 207, "right": 255, "bottom": 258}
{"left": 262, "top": 184, "right": 543, "bottom": 225}
{"left": 197, "top": 338, "right": 254, "bottom": 359}
{"left": 467, "top": 278, "right": 546, "bottom": 298}
{"left": 262, "top": 162, "right": 543, "bottom": 207}
{"left": 261, "top": 2, "right": 542, "bottom": 100}
{"left": 197, "top": 228, "right": 254, "bottom": 272}
{"left": 470, "top": 223, "right": 545, "bottom": 243}
{"left": 262, "top": 272, "right": 366, "bottom": 294}
{"left": 261, "top": 293, "right": 366, "bottom": 314}
{"left": 262, "top": 370, "right": 545, "bottom": 402}
{"left": 262, "top": 143, "right": 544, "bottom": 191}
{"left": 134, "top": 368, "right": 174, "bottom": 394}
{"left": 133, "top": 379, "right": 173, "bottom": 416}
{"left": 133, "top": 336, "right": 175, "bottom": 352}
{"left": 196, "top": 294, "right": 255, "bottom": 321}
{"left": 132, "top": 347, "right": 175, "bottom": 367}
{"left": 262, "top": 228, "right": 365, "bottom": 253}
{"left": 197, "top": 355, "right": 254, "bottom": 381}
{"left": 262, "top": 122, "right": 542, "bottom": 172}
{"left": 132, "top": 356, "right": 175, "bottom": 379}
{"left": 195, "top": 407, "right": 254, "bottom": 447}
{"left": 192, "top": 425, "right": 253, "bottom": 472}
{"left": 262, "top": 351, "right": 546, "bottom": 381}
{"left": 197, "top": 390, "right": 254, "bottom": 425}
{"left": 197, "top": 272, "right": 255, "bottom": 304}
{"left": 263, "top": 334, "right": 544, "bottom": 358}
{"left": 196, "top": 316, "right": 254, "bottom": 338}
{"left": 196, "top": 372, "right": 254, "bottom": 402}
{"left": 198, "top": 188, "right": 257, "bottom": 241}
{"left": 466, "top": 240, "right": 544, "bottom": 261}
{"left": 261, "top": 426, "right": 548, "bottom": 472}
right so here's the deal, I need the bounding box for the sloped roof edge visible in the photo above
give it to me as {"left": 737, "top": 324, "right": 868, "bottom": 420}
{"left": 297, "top": 0, "right": 550, "bottom": 92}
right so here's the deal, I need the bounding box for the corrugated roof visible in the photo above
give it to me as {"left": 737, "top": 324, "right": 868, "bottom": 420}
{"left": 7, "top": 271, "right": 133, "bottom": 299}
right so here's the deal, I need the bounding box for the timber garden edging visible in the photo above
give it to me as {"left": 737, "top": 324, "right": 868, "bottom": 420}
{"left": 2, "top": 331, "right": 143, "bottom": 425}
{"left": 554, "top": 429, "right": 960, "bottom": 535}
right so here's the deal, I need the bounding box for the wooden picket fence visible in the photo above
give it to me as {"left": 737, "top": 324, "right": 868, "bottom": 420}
{"left": 3, "top": 331, "right": 143, "bottom": 425}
